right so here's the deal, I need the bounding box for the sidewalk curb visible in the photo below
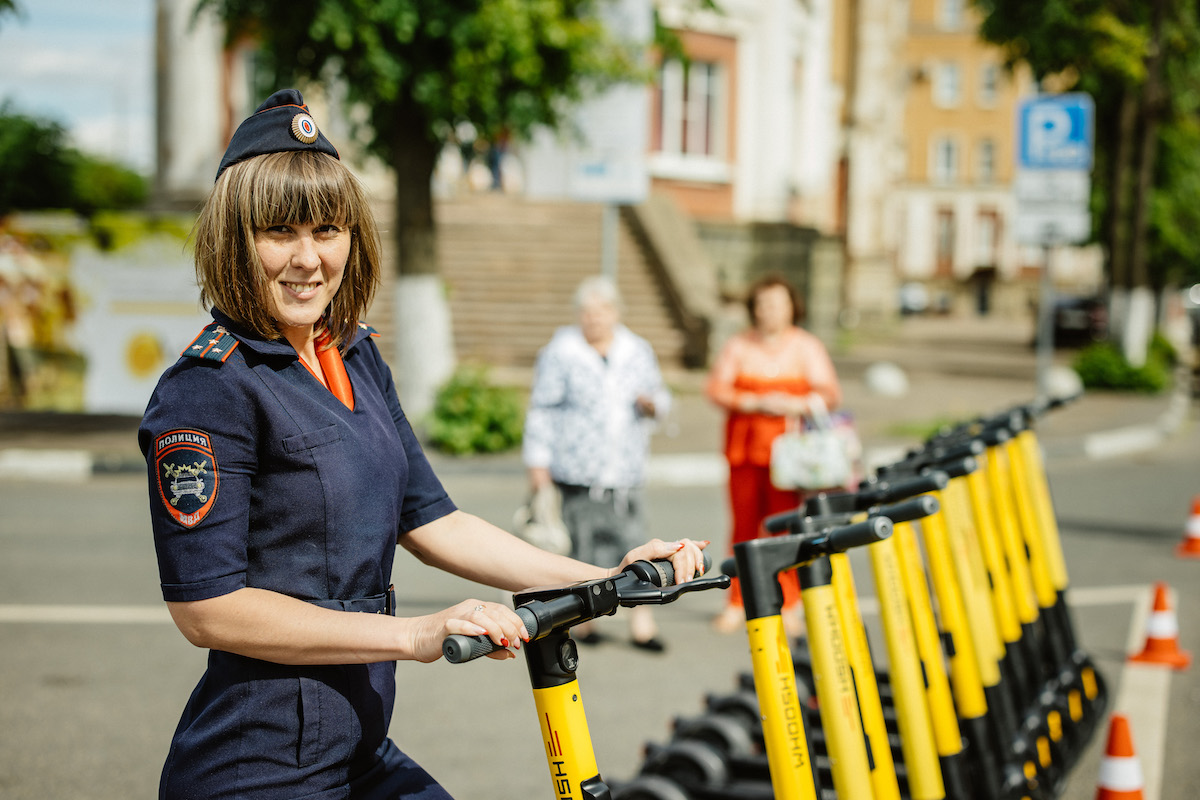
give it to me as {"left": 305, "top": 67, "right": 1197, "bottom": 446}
{"left": 0, "top": 382, "right": 1191, "bottom": 483}
{"left": 1043, "top": 370, "right": 1192, "bottom": 462}
{"left": 0, "top": 448, "right": 144, "bottom": 482}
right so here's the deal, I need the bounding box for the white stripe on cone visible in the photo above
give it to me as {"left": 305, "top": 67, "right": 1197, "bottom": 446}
{"left": 1144, "top": 609, "right": 1179, "bottom": 639}
{"left": 1186, "top": 515, "right": 1200, "bottom": 537}
{"left": 1098, "top": 754, "right": 1144, "bottom": 792}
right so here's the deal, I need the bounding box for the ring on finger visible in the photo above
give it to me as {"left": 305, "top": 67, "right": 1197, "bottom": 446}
{"left": 473, "top": 605, "right": 485, "bottom": 613}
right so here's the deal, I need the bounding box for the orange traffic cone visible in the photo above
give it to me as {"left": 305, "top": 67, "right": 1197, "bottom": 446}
{"left": 1129, "top": 582, "right": 1191, "bottom": 669}
{"left": 1095, "top": 714, "right": 1144, "bottom": 800}
{"left": 1176, "top": 495, "right": 1200, "bottom": 558}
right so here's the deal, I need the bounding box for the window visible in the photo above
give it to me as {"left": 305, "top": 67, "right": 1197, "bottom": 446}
{"left": 938, "top": 0, "right": 965, "bottom": 30}
{"left": 978, "top": 63, "right": 999, "bottom": 107}
{"left": 931, "top": 137, "right": 959, "bottom": 184}
{"left": 976, "top": 210, "right": 999, "bottom": 266}
{"left": 933, "top": 63, "right": 962, "bottom": 108}
{"left": 656, "top": 59, "right": 724, "bottom": 159}
{"left": 977, "top": 138, "right": 996, "bottom": 183}
{"left": 936, "top": 209, "right": 956, "bottom": 276}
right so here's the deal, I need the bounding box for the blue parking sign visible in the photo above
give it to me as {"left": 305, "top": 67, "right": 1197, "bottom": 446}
{"left": 1018, "top": 93, "right": 1094, "bottom": 170}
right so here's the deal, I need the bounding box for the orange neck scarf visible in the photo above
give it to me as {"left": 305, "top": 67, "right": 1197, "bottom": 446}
{"left": 300, "top": 332, "right": 354, "bottom": 411}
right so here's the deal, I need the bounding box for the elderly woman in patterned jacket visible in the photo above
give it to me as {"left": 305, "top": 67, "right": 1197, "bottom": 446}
{"left": 523, "top": 275, "right": 682, "bottom": 652}
{"left": 138, "top": 89, "right": 708, "bottom": 800}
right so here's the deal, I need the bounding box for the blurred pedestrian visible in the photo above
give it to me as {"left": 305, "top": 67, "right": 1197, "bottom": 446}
{"left": 139, "top": 90, "right": 708, "bottom": 800}
{"left": 706, "top": 273, "right": 842, "bottom": 634}
{"left": 523, "top": 275, "right": 677, "bottom": 651}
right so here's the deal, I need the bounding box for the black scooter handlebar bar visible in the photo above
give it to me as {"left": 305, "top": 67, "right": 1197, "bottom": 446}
{"left": 826, "top": 515, "right": 894, "bottom": 552}
{"left": 444, "top": 554, "right": 719, "bottom": 664}
{"left": 877, "top": 495, "right": 940, "bottom": 525}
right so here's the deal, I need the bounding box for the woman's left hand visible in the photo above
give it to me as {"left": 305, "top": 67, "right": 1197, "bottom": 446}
{"left": 614, "top": 538, "right": 710, "bottom": 584}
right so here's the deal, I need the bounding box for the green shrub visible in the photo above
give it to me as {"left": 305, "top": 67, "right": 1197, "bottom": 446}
{"left": 428, "top": 365, "right": 524, "bottom": 455}
{"left": 1072, "top": 340, "right": 1170, "bottom": 393}
{"left": 1148, "top": 331, "right": 1178, "bottom": 367}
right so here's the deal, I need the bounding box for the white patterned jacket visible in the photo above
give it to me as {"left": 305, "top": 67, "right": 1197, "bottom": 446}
{"left": 522, "top": 324, "right": 671, "bottom": 490}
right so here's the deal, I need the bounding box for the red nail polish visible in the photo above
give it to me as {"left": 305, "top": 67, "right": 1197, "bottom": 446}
{"left": 675, "top": 543, "right": 685, "bottom": 551}
{"left": 501, "top": 638, "right": 510, "bottom": 648}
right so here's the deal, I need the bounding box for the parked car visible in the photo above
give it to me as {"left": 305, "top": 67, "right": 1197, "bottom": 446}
{"left": 1051, "top": 295, "right": 1108, "bottom": 346}
{"left": 898, "top": 282, "right": 930, "bottom": 315}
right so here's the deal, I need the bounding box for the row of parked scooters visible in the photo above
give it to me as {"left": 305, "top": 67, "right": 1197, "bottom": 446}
{"left": 613, "top": 396, "right": 1107, "bottom": 800}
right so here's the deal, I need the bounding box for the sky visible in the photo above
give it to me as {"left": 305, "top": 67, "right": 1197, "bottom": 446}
{"left": 0, "top": 0, "right": 154, "bottom": 173}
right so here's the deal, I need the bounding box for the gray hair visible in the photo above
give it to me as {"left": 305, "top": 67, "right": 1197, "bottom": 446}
{"left": 573, "top": 275, "right": 622, "bottom": 311}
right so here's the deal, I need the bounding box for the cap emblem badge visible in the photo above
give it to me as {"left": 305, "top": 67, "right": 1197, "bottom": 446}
{"left": 291, "top": 113, "right": 319, "bottom": 144}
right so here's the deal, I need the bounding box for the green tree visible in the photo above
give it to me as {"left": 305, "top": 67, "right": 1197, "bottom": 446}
{"left": 196, "top": 0, "right": 646, "bottom": 413}
{"left": 0, "top": 105, "right": 148, "bottom": 216}
{"left": 0, "top": 106, "right": 75, "bottom": 213}
{"left": 70, "top": 153, "right": 149, "bottom": 215}
{"left": 0, "top": 0, "right": 20, "bottom": 25}
{"left": 975, "top": 0, "right": 1200, "bottom": 363}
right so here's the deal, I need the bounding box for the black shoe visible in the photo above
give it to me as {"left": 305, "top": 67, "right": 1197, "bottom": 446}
{"left": 576, "top": 631, "right": 605, "bottom": 645}
{"left": 631, "top": 637, "right": 666, "bottom": 653}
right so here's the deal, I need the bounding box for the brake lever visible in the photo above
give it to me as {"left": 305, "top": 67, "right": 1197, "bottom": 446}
{"left": 618, "top": 574, "right": 731, "bottom": 607}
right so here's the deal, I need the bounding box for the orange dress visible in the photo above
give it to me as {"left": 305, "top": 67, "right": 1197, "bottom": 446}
{"left": 706, "top": 327, "right": 842, "bottom": 611}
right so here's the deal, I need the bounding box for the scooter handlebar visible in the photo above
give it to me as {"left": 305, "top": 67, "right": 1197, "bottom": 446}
{"left": 876, "top": 495, "right": 939, "bottom": 525}
{"left": 876, "top": 472, "right": 947, "bottom": 503}
{"left": 826, "top": 515, "right": 893, "bottom": 552}
{"left": 443, "top": 605, "right": 541, "bottom": 664}
{"left": 625, "top": 552, "right": 713, "bottom": 588}
{"left": 443, "top": 553, "right": 716, "bottom": 664}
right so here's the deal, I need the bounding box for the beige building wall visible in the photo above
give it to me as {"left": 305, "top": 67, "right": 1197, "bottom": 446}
{"left": 889, "top": 0, "right": 1050, "bottom": 315}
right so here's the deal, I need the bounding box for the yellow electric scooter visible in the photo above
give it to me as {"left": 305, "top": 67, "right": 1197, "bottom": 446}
{"left": 444, "top": 557, "right": 730, "bottom": 800}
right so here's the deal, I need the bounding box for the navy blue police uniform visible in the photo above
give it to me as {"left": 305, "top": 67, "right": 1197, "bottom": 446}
{"left": 140, "top": 309, "right": 458, "bottom": 800}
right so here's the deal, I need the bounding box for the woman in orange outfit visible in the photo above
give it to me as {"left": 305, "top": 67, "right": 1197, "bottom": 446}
{"left": 706, "top": 274, "right": 843, "bottom": 634}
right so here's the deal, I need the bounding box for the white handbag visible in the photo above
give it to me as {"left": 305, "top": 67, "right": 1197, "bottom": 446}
{"left": 511, "top": 484, "right": 572, "bottom": 555}
{"left": 769, "top": 394, "right": 854, "bottom": 491}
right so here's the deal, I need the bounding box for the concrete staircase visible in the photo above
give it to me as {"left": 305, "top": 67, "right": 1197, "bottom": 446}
{"left": 436, "top": 193, "right": 690, "bottom": 370}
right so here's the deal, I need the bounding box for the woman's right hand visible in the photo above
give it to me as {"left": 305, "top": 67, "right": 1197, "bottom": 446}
{"left": 406, "top": 599, "right": 530, "bottom": 663}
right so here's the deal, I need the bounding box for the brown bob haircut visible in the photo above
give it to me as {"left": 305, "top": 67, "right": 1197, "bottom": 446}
{"left": 745, "top": 272, "right": 804, "bottom": 326}
{"left": 191, "top": 150, "right": 381, "bottom": 351}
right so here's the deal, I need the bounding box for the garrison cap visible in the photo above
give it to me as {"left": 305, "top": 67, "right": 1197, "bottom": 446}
{"left": 215, "top": 88, "right": 339, "bottom": 181}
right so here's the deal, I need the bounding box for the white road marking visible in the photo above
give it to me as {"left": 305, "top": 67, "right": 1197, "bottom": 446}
{"left": 0, "top": 449, "right": 93, "bottom": 482}
{"left": 0, "top": 604, "right": 171, "bottom": 623}
{"left": 1111, "top": 584, "right": 1170, "bottom": 800}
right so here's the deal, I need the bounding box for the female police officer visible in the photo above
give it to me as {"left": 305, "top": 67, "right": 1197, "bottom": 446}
{"left": 139, "top": 89, "right": 707, "bottom": 800}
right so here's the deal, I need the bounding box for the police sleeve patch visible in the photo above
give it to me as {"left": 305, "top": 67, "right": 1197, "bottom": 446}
{"left": 154, "top": 429, "right": 219, "bottom": 528}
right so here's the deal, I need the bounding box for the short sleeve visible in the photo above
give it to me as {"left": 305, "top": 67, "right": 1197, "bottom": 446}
{"left": 139, "top": 361, "right": 257, "bottom": 603}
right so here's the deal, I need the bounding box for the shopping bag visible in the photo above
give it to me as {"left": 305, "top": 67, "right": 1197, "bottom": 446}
{"left": 769, "top": 395, "right": 854, "bottom": 491}
{"left": 511, "top": 483, "right": 572, "bottom": 555}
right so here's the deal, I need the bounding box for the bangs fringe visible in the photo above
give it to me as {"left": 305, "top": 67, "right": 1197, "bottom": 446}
{"left": 240, "top": 151, "right": 359, "bottom": 229}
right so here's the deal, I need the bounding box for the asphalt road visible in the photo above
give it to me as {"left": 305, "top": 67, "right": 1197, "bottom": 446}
{"left": 1, "top": 413, "right": 1198, "bottom": 799}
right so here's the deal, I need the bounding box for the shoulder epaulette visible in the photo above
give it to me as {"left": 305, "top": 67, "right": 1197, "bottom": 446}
{"left": 358, "top": 321, "right": 380, "bottom": 338}
{"left": 182, "top": 323, "right": 240, "bottom": 363}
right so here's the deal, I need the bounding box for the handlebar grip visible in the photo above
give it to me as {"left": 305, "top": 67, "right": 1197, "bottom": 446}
{"left": 979, "top": 426, "right": 1010, "bottom": 447}
{"left": 933, "top": 439, "right": 985, "bottom": 460}
{"left": 443, "top": 605, "right": 539, "bottom": 664}
{"left": 878, "top": 472, "right": 947, "bottom": 503}
{"left": 763, "top": 508, "right": 802, "bottom": 534}
{"left": 827, "top": 516, "right": 893, "bottom": 552}
{"left": 877, "top": 495, "right": 939, "bottom": 525}
{"left": 628, "top": 552, "right": 713, "bottom": 587}
{"left": 935, "top": 456, "right": 976, "bottom": 480}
